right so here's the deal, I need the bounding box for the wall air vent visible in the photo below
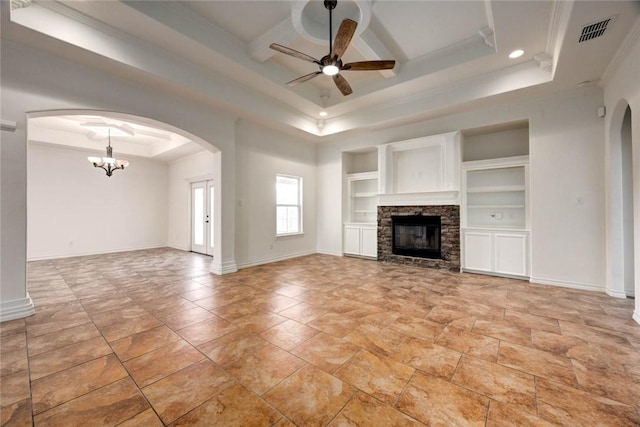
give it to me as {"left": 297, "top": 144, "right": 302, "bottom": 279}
{"left": 579, "top": 16, "right": 615, "bottom": 43}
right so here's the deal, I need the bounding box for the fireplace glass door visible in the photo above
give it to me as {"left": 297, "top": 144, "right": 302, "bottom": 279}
{"left": 392, "top": 216, "right": 441, "bottom": 259}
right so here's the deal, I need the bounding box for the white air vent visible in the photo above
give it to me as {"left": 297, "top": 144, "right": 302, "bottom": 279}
{"left": 579, "top": 16, "right": 615, "bottom": 43}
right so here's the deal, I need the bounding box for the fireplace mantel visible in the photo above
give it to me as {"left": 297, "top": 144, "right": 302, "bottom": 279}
{"left": 378, "top": 190, "right": 460, "bottom": 206}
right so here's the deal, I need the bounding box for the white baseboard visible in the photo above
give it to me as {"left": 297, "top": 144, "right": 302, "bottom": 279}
{"left": 633, "top": 310, "right": 640, "bottom": 325}
{"left": 210, "top": 260, "right": 238, "bottom": 275}
{"left": 315, "top": 250, "right": 344, "bottom": 257}
{"left": 529, "top": 276, "right": 605, "bottom": 293}
{"left": 605, "top": 288, "right": 629, "bottom": 299}
{"left": 236, "top": 251, "right": 317, "bottom": 270}
{"left": 167, "top": 244, "right": 190, "bottom": 252}
{"left": 27, "top": 245, "right": 167, "bottom": 261}
{"left": 0, "top": 293, "right": 35, "bottom": 322}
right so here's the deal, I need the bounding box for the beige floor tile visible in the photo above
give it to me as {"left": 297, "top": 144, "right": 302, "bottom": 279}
{"left": 344, "top": 323, "right": 407, "bottom": 357}
{"left": 260, "top": 319, "right": 319, "bottom": 350}
{"left": 335, "top": 349, "right": 414, "bottom": 404}
{"left": 27, "top": 322, "right": 101, "bottom": 357}
{"left": 329, "top": 392, "right": 424, "bottom": 426}
{"left": 0, "top": 370, "right": 31, "bottom": 407}
{"left": 225, "top": 343, "right": 304, "bottom": 394}
{"left": 452, "top": 355, "right": 536, "bottom": 414}
{"left": 110, "top": 325, "right": 182, "bottom": 361}
{"left": 0, "top": 398, "right": 32, "bottom": 427}
{"left": 142, "top": 359, "right": 235, "bottom": 424}
{"left": 170, "top": 384, "right": 282, "bottom": 426}
{"left": 436, "top": 326, "right": 500, "bottom": 362}
{"left": 486, "top": 400, "right": 556, "bottom": 426}
{"left": 31, "top": 354, "right": 128, "bottom": 414}
{"left": 176, "top": 316, "right": 237, "bottom": 346}
{"left": 124, "top": 340, "right": 204, "bottom": 387}
{"left": 264, "top": 365, "right": 355, "bottom": 426}
{"left": 33, "top": 378, "right": 149, "bottom": 427}
{"left": 498, "top": 341, "right": 577, "bottom": 386}
{"left": 536, "top": 378, "right": 640, "bottom": 426}
{"left": 472, "top": 320, "right": 532, "bottom": 346}
{"left": 28, "top": 336, "right": 113, "bottom": 381}
{"left": 198, "top": 329, "right": 269, "bottom": 366}
{"left": 396, "top": 372, "right": 489, "bottom": 426}
{"left": 291, "top": 332, "right": 359, "bottom": 373}
{"left": 392, "top": 336, "right": 461, "bottom": 380}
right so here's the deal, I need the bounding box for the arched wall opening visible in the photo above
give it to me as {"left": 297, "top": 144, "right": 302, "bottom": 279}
{"left": 606, "top": 99, "right": 637, "bottom": 319}
{"left": 25, "top": 109, "right": 225, "bottom": 272}
{"left": 620, "top": 106, "right": 634, "bottom": 297}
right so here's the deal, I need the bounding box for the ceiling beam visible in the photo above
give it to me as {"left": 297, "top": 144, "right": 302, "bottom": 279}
{"left": 249, "top": 18, "right": 298, "bottom": 63}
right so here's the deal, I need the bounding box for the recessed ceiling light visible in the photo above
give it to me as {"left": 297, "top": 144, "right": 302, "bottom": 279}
{"left": 509, "top": 49, "right": 524, "bottom": 59}
{"left": 319, "top": 111, "right": 328, "bottom": 117}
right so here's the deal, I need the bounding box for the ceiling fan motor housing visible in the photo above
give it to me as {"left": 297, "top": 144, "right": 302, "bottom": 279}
{"left": 324, "top": 0, "right": 337, "bottom": 10}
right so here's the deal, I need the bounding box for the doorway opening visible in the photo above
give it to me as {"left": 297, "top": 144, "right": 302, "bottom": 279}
{"left": 621, "top": 106, "right": 635, "bottom": 297}
{"left": 191, "top": 180, "right": 215, "bottom": 256}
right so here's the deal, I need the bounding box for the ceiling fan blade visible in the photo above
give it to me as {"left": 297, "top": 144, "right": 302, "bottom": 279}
{"left": 331, "top": 19, "right": 357, "bottom": 61}
{"left": 286, "top": 71, "right": 322, "bottom": 87}
{"left": 342, "top": 60, "right": 396, "bottom": 71}
{"left": 333, "top": 74, "right": 353, "bottom": 96}
{"left": 270, "top": 43, "right": 319, "bottom": 64}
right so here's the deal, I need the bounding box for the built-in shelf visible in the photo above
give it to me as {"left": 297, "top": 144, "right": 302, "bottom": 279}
{"left": 347, "top": 171, "right": 378, "bottom": 224}
{"left": 467, "top": 185, "right": 525, "bottom": 193}
{"left": 462, "top": 156, "right": 529, "bottom": 230}
{"left": 468, "top": 205, "right": 525, "bottom": 209}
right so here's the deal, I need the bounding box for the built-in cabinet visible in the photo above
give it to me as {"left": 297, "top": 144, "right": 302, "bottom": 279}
{"left": 461, "top": 155, "right": 530, "bottom": 278}
{"left": 344, "top": 224, "right": 378, "bottom": 258}
{"left": 343, "top": 149, "right": 379, "bottom": 258}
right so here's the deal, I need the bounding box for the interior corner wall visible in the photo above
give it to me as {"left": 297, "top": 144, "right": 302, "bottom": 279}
{"left": 317, "top": 86, "right": 607, "bottom": 291}
{"left": 167, "top": 150, "right": 216, "bottom": 251}
{"left": 528, "top": 88, "right": 605, "bottom": 290}
{"left": 234, "top": 120, "right": 317, "bottom": 268}
{"left": 27, "top": 143, "right": 168, "bottom": 260}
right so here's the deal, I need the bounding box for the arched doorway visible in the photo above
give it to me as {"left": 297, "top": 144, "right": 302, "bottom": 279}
{"left": 606, "top": 100, "right": 636, "bottom": 312}
{"left": 25, "top": 110, "right": 223, "bottom": 270}
{"left": 620, "top": 106, "right": 634, "bottom": 297}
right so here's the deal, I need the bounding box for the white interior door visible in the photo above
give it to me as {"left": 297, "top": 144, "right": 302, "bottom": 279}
{"left": 191, "top": 180, "right": 214, "bottom": 256}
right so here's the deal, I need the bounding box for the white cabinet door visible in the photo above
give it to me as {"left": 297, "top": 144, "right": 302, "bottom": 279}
{"left": 344, "top": 226, "right": 361, "bottom": 255}
{"left": 463, "top": 231, "right": 492, "bottom": 272}
{"left": 494, "top": 233, "right": 528, "bottom": 276}
{"left": 360, "top": 227, "right": 378, "bottom": 258}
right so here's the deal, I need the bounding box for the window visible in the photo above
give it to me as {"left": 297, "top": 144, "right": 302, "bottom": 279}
{"left": 276, "top": 174, "right": 302, "bottom": 235}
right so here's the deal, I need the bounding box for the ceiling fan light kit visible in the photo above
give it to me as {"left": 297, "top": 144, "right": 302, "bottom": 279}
{"left": 270, "top": 0, "right": 395, "bottom": 96}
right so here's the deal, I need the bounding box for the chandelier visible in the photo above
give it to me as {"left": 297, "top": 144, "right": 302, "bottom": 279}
{"left": 87, "top": 130, "right": 129, "bottom": 177}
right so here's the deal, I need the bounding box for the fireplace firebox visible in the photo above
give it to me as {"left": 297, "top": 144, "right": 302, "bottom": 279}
{"left": 392, "top": 215, "right": 441, "bottom": 259}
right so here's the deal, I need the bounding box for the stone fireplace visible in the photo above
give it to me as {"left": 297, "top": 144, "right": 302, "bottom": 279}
{"left": 378, "top": 205, "right": 460, "bottom": 271}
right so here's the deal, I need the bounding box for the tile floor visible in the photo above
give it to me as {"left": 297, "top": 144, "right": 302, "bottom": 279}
{"left": 1, "top": 248, "right": 640, "bottom": 426}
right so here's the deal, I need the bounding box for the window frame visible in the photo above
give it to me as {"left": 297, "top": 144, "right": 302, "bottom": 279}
{"left": 276, "top": 174, "right": 303, "bottom": 237}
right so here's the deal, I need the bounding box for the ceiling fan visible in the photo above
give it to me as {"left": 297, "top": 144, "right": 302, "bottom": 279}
{"left": 270, "top": 0, "right": 395, "bottom": 96}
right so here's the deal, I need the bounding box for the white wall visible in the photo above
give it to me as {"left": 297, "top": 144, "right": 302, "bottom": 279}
{"left": 27, "top": 143, "right": 168, "bottom": 260}
{"left": 235, "top": 120, "right": 317, "bottom": 267}
{"left": 167, "top": 150, "right": 216, "bottom": 251}
{"left": 317, "top": 86, "right": 607, "bottom": 290}
{"left": 528, "top": 88, "right": 605, "bottom": 289}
